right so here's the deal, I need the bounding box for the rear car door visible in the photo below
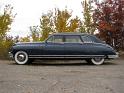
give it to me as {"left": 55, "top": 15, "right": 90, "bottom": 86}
{"left": 64, "top": 35, "right": 84, "bottom": 56}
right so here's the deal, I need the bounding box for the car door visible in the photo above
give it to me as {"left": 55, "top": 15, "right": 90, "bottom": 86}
{"left": 81, "top": 35, "right": 105, "bottom": 55}
{"left": 43, "top": 35, "right": 65, "bottom": 56}
{"left": 64, "top": 35, "right": 85, "bottom": 56}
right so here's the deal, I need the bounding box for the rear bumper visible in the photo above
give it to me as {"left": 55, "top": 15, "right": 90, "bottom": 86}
{"left": 107, "top": 52, "right": 119, "bottom": 59}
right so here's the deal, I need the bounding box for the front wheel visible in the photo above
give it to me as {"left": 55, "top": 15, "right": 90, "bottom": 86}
{"left": 14, "top": 51, "right": 29, "bottom": 65}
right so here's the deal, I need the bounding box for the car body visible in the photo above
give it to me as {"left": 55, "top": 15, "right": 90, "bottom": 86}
{"left": 9, "top": 33, "right": 118, "bottom": 65}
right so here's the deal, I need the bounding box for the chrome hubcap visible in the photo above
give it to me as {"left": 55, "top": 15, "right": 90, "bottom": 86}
{"left": 17, "top": 54, "right": 26, "bottom": 62}
{"left": 93, "top": 58, "right": 103, "bottom": 62}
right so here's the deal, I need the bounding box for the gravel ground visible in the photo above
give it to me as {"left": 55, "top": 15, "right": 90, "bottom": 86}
{"left": 0, "top": 58, "right": 124, "bottom": 93}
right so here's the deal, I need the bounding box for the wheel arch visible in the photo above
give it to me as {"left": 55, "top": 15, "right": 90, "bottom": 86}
{"left": 13, "top": 49, "right": 29, "bottom": 57}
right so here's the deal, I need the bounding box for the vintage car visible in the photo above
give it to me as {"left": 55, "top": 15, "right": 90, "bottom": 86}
{"left": 9, "top": 33, "right": 118, "bottom": 65}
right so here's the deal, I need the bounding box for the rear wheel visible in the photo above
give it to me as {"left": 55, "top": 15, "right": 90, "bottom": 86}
{"left": 14, "top": 51, "right": 30, "bottom": 65}
{"left": 86, "top": 57, "right": 105, "bottom": 65}
{"left": 91, "top": 57, "right": 105, "bottom": 65}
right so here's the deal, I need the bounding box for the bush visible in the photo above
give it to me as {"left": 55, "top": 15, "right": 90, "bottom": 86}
{"left": 0, "top": 37, "right": 14, "bottom": 59}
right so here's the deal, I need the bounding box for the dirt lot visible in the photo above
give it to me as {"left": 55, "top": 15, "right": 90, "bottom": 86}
{"left": 0, "top": 58, "right": 124, "bottom": 93}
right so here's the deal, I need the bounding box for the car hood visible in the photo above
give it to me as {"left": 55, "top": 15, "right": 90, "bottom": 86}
{"left": 14, "top": 42, "right": 45, "bottom": 46}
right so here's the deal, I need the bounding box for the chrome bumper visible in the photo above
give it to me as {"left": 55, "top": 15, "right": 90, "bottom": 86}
{"left": 108, "top": 52, "right": 119, "bottom": 59}
{"left": 8, "top": 52, "right": 13, "bottom": 58}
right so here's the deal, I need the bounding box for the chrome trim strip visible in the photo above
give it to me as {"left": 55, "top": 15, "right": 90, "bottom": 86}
{"left": 29, "top": 57, "right": 85, "bottom": 58}
{"left": 29, "top": 56, "right": 101, "bottom": 58}
{"left": 28, "top": 55, "right": 105, "bottom": 58}
{"left": 29, "top": 55, "right": 105, "bottom": 57}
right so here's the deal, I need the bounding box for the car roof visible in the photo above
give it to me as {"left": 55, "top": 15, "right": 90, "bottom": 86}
{"left": 52, "top": 32, "right": 88, "bottom": 36}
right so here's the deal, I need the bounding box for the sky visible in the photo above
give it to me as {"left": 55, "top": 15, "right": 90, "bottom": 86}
{"left": 0, "top": 0, "right": 86, "bottom": 37}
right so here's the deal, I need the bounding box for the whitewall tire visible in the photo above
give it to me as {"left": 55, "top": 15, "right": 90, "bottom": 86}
{"left": 91, "top": 57, "right": 105, "bottom": 65}
{"left": 14, "top": 51, "right": 29, "bottom": 65}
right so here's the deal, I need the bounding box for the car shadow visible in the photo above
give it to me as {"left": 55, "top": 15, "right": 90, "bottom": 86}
{"left": 32, "top": 62, "right": 117, "bottom": 66}
{"left": 103, "top": 62, "right": 117, "bottom": 66}
{"left": 9, "top": 60, "right": 117, "bottom": 66}
{"left": 8, "top": 59, "right": 118, "bottom": 66}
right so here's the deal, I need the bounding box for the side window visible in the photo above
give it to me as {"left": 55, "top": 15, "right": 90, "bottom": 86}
{"left": 65, "top": 36, "right": 82, "bottom": 43}
{"left": 54, "top": 35, "right": 63, "bottom": 43}
{"left": 46, "top": 35, "right": 63, "bottom": 43}
{"left": 81, "top": 36, "right": 94, "bottom": 43}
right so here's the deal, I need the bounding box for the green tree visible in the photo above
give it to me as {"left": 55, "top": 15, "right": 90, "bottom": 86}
{"left": 1, "top": 36, "right": 14, "bottom": 58}
{"left": 79, "top": 0, "right": 96, "bottom": 34}
{"left": 0, "top": 5, "right": 15, "bottom": 41}
{"left": 40, "top": 12, "right": 53, "bottom": 41}
{"left": 54, "top": 8, "right": 79, "bottom": 32}
{"left": 30, "top": 26, "right": 40, "bottom": 41}
{"left": 20, "top": 36, "right": 30, "bottom": 42}
{"left": 30, "top": 8, "right": 81, "bottom": 41}
{"left": 0, "top": 5, "right": 15, "bottom": 59}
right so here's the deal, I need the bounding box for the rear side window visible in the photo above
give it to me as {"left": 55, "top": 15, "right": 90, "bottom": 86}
{"left": 81, "top": 36, "right": 93, "bottom": 43}
{"left": 81, "top": 35, "right": 102, "bottom": 43}
{"left": 65, "top": 35, "right": 82, "bottom": 43}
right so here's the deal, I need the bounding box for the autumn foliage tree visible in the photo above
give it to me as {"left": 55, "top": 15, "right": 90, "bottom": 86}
{"left": 0, "top": 5, "right": 15, "bottom": 59}
{"left": 54, "top": 8, "right": 79, "bottom": 33}
{"left": 31, "top": 8, "right": 80, "bottom": 41}
{"left": 40, "top": 12, "right": 54, "bottom": 41}
{"left": 30, "top": 26, "right": 40, "bottom": 41}
{"left": 0, "top": 5, "right": 15, "bottom": 40}
{"left": 20, "top": 36, "right": 30, "bottom": 42}
{"left": 79, "top": 0, "right": 96, "bottom": 34}
{"left": 93, "top": 0, "right": 124, "bottom": 50}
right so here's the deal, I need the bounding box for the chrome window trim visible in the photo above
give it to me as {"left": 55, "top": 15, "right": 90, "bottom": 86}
{"left": 29, "top": 55, "right": 105, "bottom": 56}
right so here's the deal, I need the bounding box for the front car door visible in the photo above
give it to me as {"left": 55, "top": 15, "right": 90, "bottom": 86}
{"left": 43, "top": 35, "right": 64, "bottom": 56}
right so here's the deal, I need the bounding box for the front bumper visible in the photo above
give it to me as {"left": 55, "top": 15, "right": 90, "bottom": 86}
{"left": 108, "top": 52, "right": 119, "bottom": 59}
{"left": 8, "top": 52, "right": 13, "bottom": 58}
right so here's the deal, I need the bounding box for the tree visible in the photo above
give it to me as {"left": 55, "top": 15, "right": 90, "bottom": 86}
{"left": 30, "top": 26, "right": 40, "bottom": 41}
{"left": 0, "top": 5, "right": 15, "bottom": 41}
{"left": 54, "top": 8, "right": 79, "bottom": 32}
{"left": 79, "top": 0, "right": 96, "bottom": 34}
{"left": 93, "top": 0, "right": 124, "bottom": 50}
{"left": 20, "top": 36, "right": 30, "bottom": 42}
{"left": 0, "top": 5, "right": 15, "bottom": 59}
{"left": 37, "top": 8, "right": 80, "bottom": 41}
{"left": 40, "top": 12, "right": 54, "bottom": 41}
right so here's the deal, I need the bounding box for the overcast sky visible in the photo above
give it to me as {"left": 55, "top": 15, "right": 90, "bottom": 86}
{"left": 0, "top": 0, "right": 91, "bottom": 37}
